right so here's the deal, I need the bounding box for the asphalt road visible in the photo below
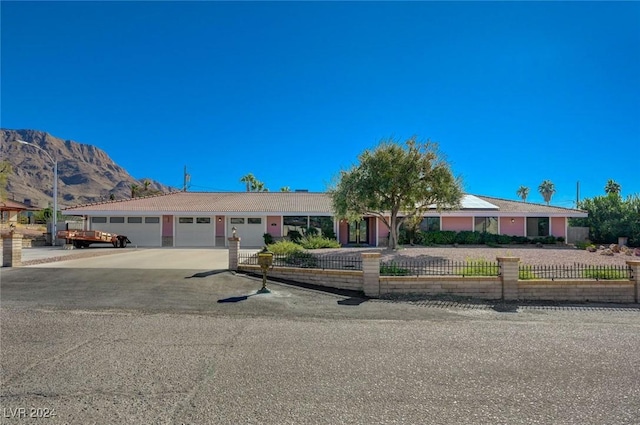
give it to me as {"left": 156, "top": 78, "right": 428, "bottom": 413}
{"left": 1, "top": 261, "right": 640, "bottom": 424}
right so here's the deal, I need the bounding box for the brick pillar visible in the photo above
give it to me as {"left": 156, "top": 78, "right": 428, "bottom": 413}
{"left": 2, "top": 231, "right": 23, "bottom": 267}
{"left": 228, "top": 237, "right": 240, "bottom": 271}
{"left": 626, "top": 260, "right": 640, "bottom": 303}
{"left": 497, "top": 257, "right": 520, "bottom": 301}
{"left": 362, "top": 252, "right": 381, "bottom": 298}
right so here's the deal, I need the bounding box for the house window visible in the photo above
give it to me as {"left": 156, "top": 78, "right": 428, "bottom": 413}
{"left": 110, "top": 217, "right": 125, "bottom": 223}
{"left": 127, "top": 217, "right": 142, "bottom": 224}
{"left": 527, "top": 217, "right": 549, "bottom": 237}
{"left": 230, "top": 218, "right": 244, "bottom": 224}
{"left": 196, "top": 217, "right": 211, "bottom": 224}
{"left": 91, "top": 217, "right": 107, "bottom": 224}
{"left": 179, "top": 217, "right": 193, "bottom": 224}
{"left": 310, "top": 216, "right": 334, "bottom": 237}
{"left": 247, "top": 218, "right": 262, "bottom": 224}
{"left": 474, "top": 217, "right": 498, "bottom": 234}
{"left": 145, "top": 217, "right": 160, "bottom": 224}
{"left": 283, "top": 216, "right": 308, "bottom": 236}
{"left": 420, "top": 217, "right": 440, "bottom": 232}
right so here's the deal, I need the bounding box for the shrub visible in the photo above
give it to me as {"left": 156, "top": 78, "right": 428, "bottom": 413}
{"left": 263, "top": 233, "right": 274, "bottom": 245}
{"left": 461, "top": 258, "right": 499, "bottom": 276}
{"left": 380, "top": 262, "right": 411, "bottom": 276}
{"left": 519, "top": 264, "right": 537, "bottom": 279}
{"left": 299, "top": 235, "right": 341, "bottom": 249}
{"left": 287, "top": 230, "right": 303, "bottom": 243}
{"left": 267, "top": 240, "right": 303, "bottom": 255}
{"left": 284, "top": 251, "right": 318, "bottom": 268}
{"left": 582, "top": 268, "right": 629, "bottom": 280}
{"left": 575, "top": 240, "right": 592, "bottom": 250}
{"left": 456, "top": 231, "right": 482, "bottom": 245}
{"left": 304, "top": 227, "right": 319, "bottom": 237}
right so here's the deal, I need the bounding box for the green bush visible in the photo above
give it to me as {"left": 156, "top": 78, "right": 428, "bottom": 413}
{"left": 267, "top": 240, "right": 303, "bottom": 255}
{"left": 284, "top": 251, "right": 318, "bottom": 268}
{"left": 263, "top": 233, "right": 274, "bottom": 245}
{"left": 456, "top": 231, "right": 482, "bottom": 245}
{"left": 519, "top": 264, "right": 537, "bottom": 279}
{"left": 299, "top": 235, "right": 341, "bottom": 249}
{"left": 582, "top": 269, "right": 629, "bottom": 280}
{"left": 575, "top": 240, "right": 592, "bottom": 250}
{"left": 380, "top": 262, "right": 411, "bottom": 276}
{"left": 287, "top": 230, "right": 303, "bottom": 243}
{"left": 460, "top": 258, "right": 499, "bottom": 276}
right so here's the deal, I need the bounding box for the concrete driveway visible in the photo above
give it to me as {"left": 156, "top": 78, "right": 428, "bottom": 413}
{"left": 18, "top": 247, "right": 259, "bottom": 270}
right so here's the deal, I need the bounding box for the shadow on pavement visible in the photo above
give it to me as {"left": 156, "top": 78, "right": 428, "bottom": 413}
{"left": 186, "top": 270, "right": 227, "bottom": 278}
{"left": 218, "top": 294, "right": 255, "bottom": 303}
{"left": 337, "top": 297, "right": 368, "bottom": 306}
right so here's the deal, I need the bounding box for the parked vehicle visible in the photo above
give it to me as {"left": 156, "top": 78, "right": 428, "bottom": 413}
{"left": 57, "top": 230, "right": 131, "bottom": 248}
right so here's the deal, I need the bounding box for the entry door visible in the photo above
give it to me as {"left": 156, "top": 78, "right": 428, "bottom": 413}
{"left": 348, "top": 219, "right": 368, "bottom": 244}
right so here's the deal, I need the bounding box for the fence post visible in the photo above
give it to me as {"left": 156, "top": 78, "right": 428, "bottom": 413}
{"left": 2, "top": 230, "right": 23, "bottom": 267}
{"left": 362, "top": 252, "right": 381, "bottom": 298}
{"left": 228, "top": 237, "right": 240, "bottom": 271}
{"left": 627, "top": 260, "right": 640, "bottom": 303}
{"left": 497, "top": 257, "right": 520, "bottom": 301}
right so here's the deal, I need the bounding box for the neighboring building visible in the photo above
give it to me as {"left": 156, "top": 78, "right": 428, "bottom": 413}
{"left": 61, "top": 191, "right": 587, "bottom": 248}
{"left": 0, "top": 199, "right": 38, "bottom": 225}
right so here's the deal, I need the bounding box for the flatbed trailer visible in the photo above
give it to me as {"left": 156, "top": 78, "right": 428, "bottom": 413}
{"left": 57, "top": 230, "right": 131, "bottom": 248}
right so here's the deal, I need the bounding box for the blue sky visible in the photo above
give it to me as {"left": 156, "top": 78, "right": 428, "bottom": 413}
{"left": 2, "top": 1, "right": 639, "bottom": 207}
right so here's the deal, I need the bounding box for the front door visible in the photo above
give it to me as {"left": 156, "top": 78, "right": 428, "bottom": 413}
{"left": 348, "top": 219, "right": 368, "bottom": 244}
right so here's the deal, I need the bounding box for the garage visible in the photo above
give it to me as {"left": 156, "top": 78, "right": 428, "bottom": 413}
{"left": 228, "top": 217, "right": 265, "bottom": 247}
{"left": 89, "top": 216, "right": 162, "bottom": 247}
{"left": 175, "top": 216, "right": 215, "bottom": 247}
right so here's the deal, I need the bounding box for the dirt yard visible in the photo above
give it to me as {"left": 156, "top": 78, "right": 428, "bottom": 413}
{"left": 314, "top": 245, "right": 638, "bottom": 266}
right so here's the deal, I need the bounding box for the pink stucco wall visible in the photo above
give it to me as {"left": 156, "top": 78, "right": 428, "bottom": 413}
{"left": 551, "top": 217, "right": 566, "bottom": 238}
{"left": 442, "top": 217, "right": 473, "bottom": 232}
{"left": 368, "top": 218, "right": 376, "bottom": 246}
{"left": 339, "top": 220, "right": 348, "bottom": 245}
{"left": 267, "top": 216, "right": 281, "bottom": 237}
{"left": 162, "top": 215, "right": 173, "bottom": 237}
{"left": 500, "top": 217, "right": 525, "bottom": 236}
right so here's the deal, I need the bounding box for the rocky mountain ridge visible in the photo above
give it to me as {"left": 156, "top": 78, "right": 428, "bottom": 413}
{"left": 1, "top": 129, "right": 174, "bottom": 208}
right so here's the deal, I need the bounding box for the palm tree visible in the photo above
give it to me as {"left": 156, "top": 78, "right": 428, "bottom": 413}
{"left": 130, "top": 184, "right": 139, "bottom": 199}
{"left": 280, "top": 186, "right": 291, "bottom": 192}
{"left": 604, "top": 179, "right": 621, "bottom": 195}
{"left": 516, "top": 185, "right": 529, "bottom": 203}
{"left": 538, "top": 180, "right": 556, "bottom": 205}
{"left": 240, "top": 173, "right": 268, "bottom": 192}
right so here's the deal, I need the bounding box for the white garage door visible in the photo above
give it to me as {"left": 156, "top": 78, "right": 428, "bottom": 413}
{"left": 89, "top": 216, "right": 161, "bottom": 247}
{"left": 228, "top": 217, "right": 265, "bottom": 247}
{"left": 176, "top": 216, "right": 215, "bottom": 247}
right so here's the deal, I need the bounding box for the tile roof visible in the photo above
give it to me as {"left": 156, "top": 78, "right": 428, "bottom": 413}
{"left": 62, "top": 191, "right": 587, "bottom": 216}
{"left": 63, "top": 191, "right": 335, "bottom": 214}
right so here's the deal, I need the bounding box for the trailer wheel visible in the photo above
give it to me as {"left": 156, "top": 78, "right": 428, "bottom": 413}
{"left": 73, "top": 240, "right": 82, "bottom": 249}
{"left": 119, "top": 238, "right": 127, "bottom": 248}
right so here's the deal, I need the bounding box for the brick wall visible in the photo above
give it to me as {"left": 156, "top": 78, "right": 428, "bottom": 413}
{"left": 380, "top": 276, "right": 502, "bottom": 299}
{"left": 518, "top": 281, "right": 635, "bottom": 303}
{"left": 238, "top": 264, "right": 363, "bottom": 292}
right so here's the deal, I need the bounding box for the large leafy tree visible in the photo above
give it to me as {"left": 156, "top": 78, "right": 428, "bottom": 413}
{"left": 516, "top": 185, "right": 529, "bottom": 203}
{"left": 572, "top": 192, "right": 640, "bottom": 246}
{"left": 538, "top": 180, "right": 556, "bottom": 205}
{"left": 330, "top": 137, "right": 463, "bottom": 250}
{"left": 604, "top": 179, "right": 621, "bottom": 195}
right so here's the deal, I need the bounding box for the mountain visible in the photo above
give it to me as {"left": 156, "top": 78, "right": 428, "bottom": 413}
{"left": 1, "top": 129, "right": 175, "bottom": 208}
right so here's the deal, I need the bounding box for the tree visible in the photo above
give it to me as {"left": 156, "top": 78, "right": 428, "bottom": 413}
{"left": 240, "top": 173, "right": 269, "bottom": 192}
{"left": 0, "top": 160, "right": 12, "bottom": 201}
{"left": 538, "top": 180, "right": 556, "bottom": 205}
{"left": 572, "top": 192, "right": 640, "bottom": 246}
{"left": 331, "top": 137, "right": 463, "bottom": 250}
{"left": 516, "top": 185, "right": 529, "bottom": 203}
{"left": 130, "top": 184, "right": 139, "bottom": 198}
{"left": 280, "top": 186, "right": 291, "bottom": 192}
{"left": 604, "top": 179, "right": 621, "bottom": 195}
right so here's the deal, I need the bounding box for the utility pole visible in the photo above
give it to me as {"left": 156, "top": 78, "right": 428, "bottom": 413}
{"left": 183, "top": 166, "right": 190, "bottom": 192}
{"left": 576, "top": 181, "right": 580, "bottom": 207}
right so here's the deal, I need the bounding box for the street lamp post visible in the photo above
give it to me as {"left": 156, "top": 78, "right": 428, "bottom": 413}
{"left": 16, "top": 140, "right": 58, "bottom": 246}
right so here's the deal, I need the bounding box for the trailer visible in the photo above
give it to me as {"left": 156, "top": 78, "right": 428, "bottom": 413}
{"left": 57, "top": 230, "right": 131, "bottom": 248}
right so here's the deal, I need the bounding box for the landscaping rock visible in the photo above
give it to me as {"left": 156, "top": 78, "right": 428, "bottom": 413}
{"left": 600, "top": 248, "right": 614, "bottom": 256}
{"left": 610, "top": 244, "right": 620, "bottom": 253}
{"left": 587, "top": 246, "right": 597, "bottom": 253}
